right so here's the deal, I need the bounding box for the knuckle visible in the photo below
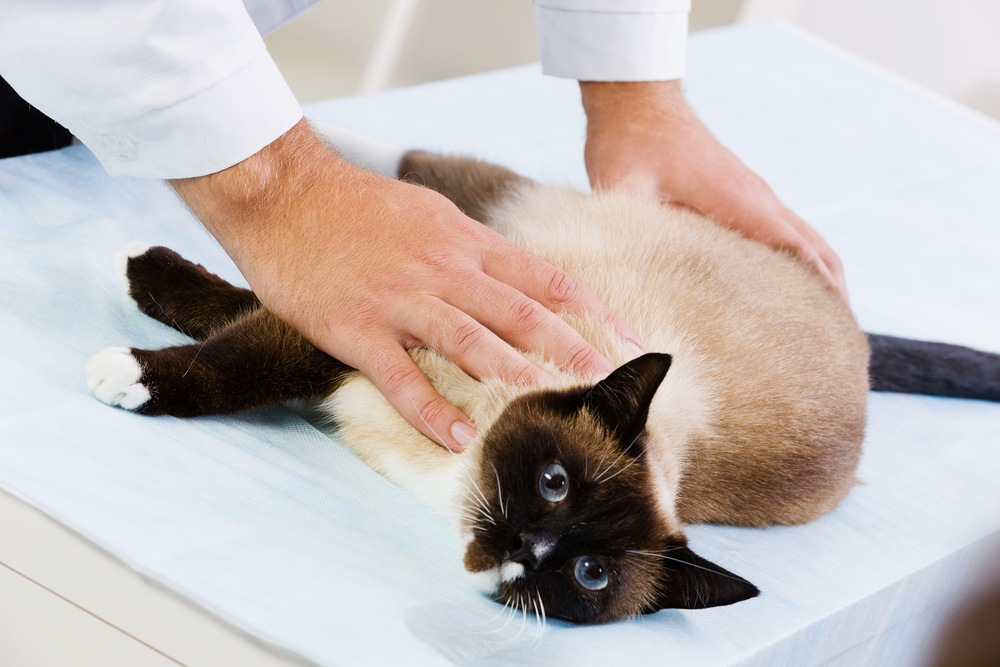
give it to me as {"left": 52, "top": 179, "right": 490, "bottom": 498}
{"left": 449, "top": 319, "right": 486, "bottom": 357}
{"left": 380, "top": 362, "right": 418, "bottom": 397}
{"left": 566, "top": 342, "right": 601, "bottom": 372}
{"left": 415, "top": 245, "right": 454, "bottom": 274}
{"left": 507, "top": 361, "right": 542, "bottom": 387}
{"left": 416, "top": 397, "right": 450, "bottom": 432}
{"left": 508, "top": 298, "right": 547, "bottom": 334}
{"left": 544, "top": 268, "right": 578, "bottom": 306}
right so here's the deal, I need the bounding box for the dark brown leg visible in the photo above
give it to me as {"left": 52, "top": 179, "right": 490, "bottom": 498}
{"left": 119, "top": 244, "right": 261, "bottom": 341}
{"left": 87, "top": 308, "right": 353, "bottom": 417}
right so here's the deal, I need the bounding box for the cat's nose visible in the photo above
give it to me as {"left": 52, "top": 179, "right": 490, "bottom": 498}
{"left": 510, "top": 530, "right": 557, "bottom": 570}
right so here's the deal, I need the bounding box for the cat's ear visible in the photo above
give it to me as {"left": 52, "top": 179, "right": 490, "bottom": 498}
{"left": 643, "top": 545, "right": 759, "bottom": 612}
{"left": 583, "top": 353, "right": 672, "bottom": 443}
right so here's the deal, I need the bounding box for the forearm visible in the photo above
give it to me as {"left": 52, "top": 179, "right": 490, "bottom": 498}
{"left": 169, "top": 119, "right": 333, "bottom": 288}
{"left": 580, "top": 80, "right": 690, "bottom": 147}
{"left": 580, "top": 80, "right": 682, "bottom": 119}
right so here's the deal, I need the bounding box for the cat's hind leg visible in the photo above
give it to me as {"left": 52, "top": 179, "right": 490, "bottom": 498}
{"left": 116, "top": 243, "right": 260, "bottom": 341}
{"left": 86, "top": 308, "right": 352, "bottom": 417}
{"left": 397, "top": 151, "right": 530, "bottom": 226}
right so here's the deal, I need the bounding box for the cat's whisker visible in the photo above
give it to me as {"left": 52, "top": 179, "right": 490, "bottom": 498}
{"left": 482, "top": 596, "right": 514, "bottom": 632}
{"left": 463, "top": 479, "right": 494, "bottom": 521}
{"left": 530, "top": 594, "right": 541, "bottom": 642}
{"left": 181, "top": 338, "right": 208, "bottom": 378}
{"left": 592, "top": 445, "right": 610, "bottom": 483}
{"left": 409, "top": 396, "right": 451, "bottom": 450}
{"left": 457, "top": 495, "right": 491, "bottom": 525}
{"left": 537, "top": 590, "right": 547, "bottom": 638}
{"left": 516, "top": 593, "right": 529, "bottom": 639}
{"left": 467, "top": 503, "right": 496, "bottom": 526}
{"left": 626, "top": 551, "right": 749, "bottom": 583}
{"left": 507, "top": 594, "right": 521, "bottom": 639}
{"left": 455, "top": 471, "right": 494, "bottom": 520}
{"left": 459, "top": 510, "right": 493, "bottom": 529}
{"left": 461, "top": 489, "right": 492, "bottom": 515}
{"left": 465, "top": 480, "right": 494, "bottom": 518}
{"left": 594, "top": 429, "right": 644, "bottom": 482}
{"left": 501, "top": 594, "right": 519, "bottom": 638}
{"left": 469, "top": 500, "right": 493, "bottom": 517}
{"left": 597, "top": 449, "right": 645, "bottom": 484}
{"left": 147, "top": 292, "right": 194, "bottom": 339}
{"left": 624, "top": 547, "right": 685, "bottom": 556}
{"left": 490, "top": 462, "right": 507, "bottom": 519}
{"left": 594, "top": 438, "right": 637, "bottom": 483}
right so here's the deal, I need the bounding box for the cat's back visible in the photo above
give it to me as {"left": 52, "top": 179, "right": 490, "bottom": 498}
{"left": 487, "top": 184, "right": 870, "bottom": 527}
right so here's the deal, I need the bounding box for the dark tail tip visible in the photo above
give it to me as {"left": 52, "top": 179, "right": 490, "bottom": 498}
{"left": 867, "top": 334, "right": 1000, "bottom": 403}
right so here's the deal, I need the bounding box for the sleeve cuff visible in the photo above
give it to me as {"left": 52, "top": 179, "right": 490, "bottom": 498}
{"left": 534, "top": 4, "right": 690, "bottom": 81}
{"left": 77, "top": 50, "right": 303, "bottom": 179}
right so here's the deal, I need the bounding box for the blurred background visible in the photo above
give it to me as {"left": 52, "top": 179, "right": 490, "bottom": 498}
{"left": 264, "top": 0, "right": 1000, "bottom": 120}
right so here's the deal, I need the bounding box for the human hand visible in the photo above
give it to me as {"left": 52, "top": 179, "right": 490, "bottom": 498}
{"left": 580, "top": 80, "right": 848, "bottom": 302}
{"left": 169, "top": 119, "right": 640, "bottom": 451}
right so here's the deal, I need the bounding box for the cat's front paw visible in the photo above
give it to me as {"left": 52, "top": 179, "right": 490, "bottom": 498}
{"left": 85, "top": 347, "right": 151, "bottom": 410}
{"left": 113, "top": 242, "right": 154, "bottom": 304}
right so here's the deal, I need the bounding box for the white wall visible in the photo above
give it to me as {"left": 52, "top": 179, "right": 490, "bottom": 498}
{"left": 792, "top": 0, "right": 1000, "bottom": 119}
{"left": 265, "top": 0, "right": 1000, "bottom": 120}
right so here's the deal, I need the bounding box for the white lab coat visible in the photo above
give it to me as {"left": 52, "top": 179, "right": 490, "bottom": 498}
{"left": 0, "top": 0, "right": 689, "bottom": 179}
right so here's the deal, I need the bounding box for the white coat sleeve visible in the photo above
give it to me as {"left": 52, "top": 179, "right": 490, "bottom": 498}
{"left": 0, "top": 0, "right": 311, "bottom": 179}
{"left": 532, "top": 0, "right": 691, "bottom": 81}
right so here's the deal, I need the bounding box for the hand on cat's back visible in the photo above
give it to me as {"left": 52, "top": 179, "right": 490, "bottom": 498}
{"left": 167, "top": 118, "right": 642, "bottom": 452}
{"left": 580, "top": 80, "right": 849, "bottom": 303}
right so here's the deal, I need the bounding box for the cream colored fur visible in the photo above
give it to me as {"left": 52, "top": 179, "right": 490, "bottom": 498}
{"left": 319, "top": 180, "right": 869, "bottom": 549}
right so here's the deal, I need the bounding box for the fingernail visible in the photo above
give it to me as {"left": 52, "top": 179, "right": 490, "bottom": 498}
{"left": 450, "top": 421, "right": 477, "bottom": 449}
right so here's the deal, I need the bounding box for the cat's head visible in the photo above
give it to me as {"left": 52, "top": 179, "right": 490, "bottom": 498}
{"left": 461, "top": 353, "right": 759, "bottom": 624}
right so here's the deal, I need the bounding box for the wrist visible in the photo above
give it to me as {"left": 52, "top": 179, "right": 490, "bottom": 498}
{"left": 167, "top": 118, "right": 346, "bottom": 268}
{"left": 580, "top": 80, "right": 685, "bottom": 126}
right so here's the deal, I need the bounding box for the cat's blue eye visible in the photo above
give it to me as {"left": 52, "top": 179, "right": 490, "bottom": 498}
{"left": 573, "top": 556, "right": 608, "bottom": 591}
{"left": 539, "top": 463, "right": 568, "bottom": 503}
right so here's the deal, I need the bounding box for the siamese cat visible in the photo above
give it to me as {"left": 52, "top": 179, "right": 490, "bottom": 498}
{"left": 85, "top": 129, "right": 1000, "bottom": 624}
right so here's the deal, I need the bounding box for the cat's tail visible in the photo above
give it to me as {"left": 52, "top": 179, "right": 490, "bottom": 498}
{"left": 867, "top": 334, "right": 1000, "bottom": 402}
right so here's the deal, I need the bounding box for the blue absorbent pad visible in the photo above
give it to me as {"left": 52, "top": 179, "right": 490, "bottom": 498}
{"left": 2, "top": 23, "right": 999, "bottom": 666}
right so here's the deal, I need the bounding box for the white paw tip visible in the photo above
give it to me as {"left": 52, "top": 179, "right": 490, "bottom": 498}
{"left": 85, "top": 347, "right": 151, "bottom": 410}
{"left": 113, "top": 242, "right": 154, "bottom": 298}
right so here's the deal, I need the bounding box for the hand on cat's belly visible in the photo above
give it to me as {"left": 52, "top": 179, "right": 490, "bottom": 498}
{"left": 167, "top": 118, "right": 642, "bottom": 452}
{"left": 580, "top": 80, "right": 849, "bottom": 303}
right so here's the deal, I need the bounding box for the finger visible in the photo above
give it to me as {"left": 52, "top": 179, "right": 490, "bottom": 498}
{"left": 448, "top": 270, "right": 617, "bottom": 377}
{"left": 770, "top": 220, "right": 845, "bottom": 301}
{"left": 709, "top": 187, "right": 849, "bottom": 303}
{"left": 480, "top": 242, "right": 644, "bottom": 351}
{"left": 357, "top": 342, "right": 476, "bottom": 452}
{"left": 406, "top": 297, "right": 555, "bottom": 386}
{"left": 781, "top": 209, "right": 849, "bottom": 303}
